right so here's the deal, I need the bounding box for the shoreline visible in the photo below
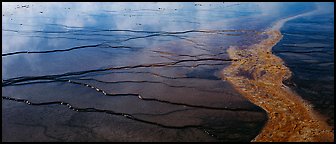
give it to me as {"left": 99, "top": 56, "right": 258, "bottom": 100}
{"left": 221, "top": 8, "right": 334, "bottom": 142}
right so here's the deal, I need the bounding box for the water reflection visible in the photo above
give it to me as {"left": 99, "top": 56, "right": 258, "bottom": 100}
{"left": 273, "top": 2, "right": 334, "bottom": 126}
{"left": 2, "top": 2, "right": 329, "bottom": 142}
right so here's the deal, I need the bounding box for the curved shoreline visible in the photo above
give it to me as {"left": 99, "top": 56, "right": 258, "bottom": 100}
{"left": 221, "top": 8, "right": 334, "bottom": 142}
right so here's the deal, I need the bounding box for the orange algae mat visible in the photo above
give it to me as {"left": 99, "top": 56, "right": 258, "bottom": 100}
{"left": 221, "top": 30, "right": 334, "bottom": 142}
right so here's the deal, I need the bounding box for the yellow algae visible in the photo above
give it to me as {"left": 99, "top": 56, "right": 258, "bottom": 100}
{"left": 221, "top": 30, "right": 334, "bottom": 142}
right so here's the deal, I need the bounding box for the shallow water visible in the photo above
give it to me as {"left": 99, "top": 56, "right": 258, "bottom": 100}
{"left": 273, "top": 3, "right": 334, "bottom": 127}
{"left": 2, "top": 2, "right": 332, "bottom": 142}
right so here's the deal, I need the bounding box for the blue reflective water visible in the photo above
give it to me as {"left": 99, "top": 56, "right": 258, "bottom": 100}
{"left": 2, "top": 2, "right": 333, "bottom": 142}
{"left": 273, "top": 2, "right": 334, "bottom": 127}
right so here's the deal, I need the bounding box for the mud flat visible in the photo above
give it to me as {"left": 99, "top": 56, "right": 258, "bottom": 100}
{"left": 221, "top": 10, "right": 334, "bottom": 142}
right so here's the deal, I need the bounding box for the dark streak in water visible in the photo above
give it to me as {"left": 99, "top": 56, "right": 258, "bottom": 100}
{"left": 1, "top": 96, "right": 203, "bottom": 129}
{"left": 152, "top": 50, "right": 228, "bottom": 58}
{"left": 2, "top": 28, "right": 259, "bottom": 35}
{"left": 4, "top": 77, "right": 258, "bottom": 112}
{"left": 2, "top": 29, "right": 258, "bottom": 55}
{"left": 131, "top": 108, "right": 195, "bottom": 117}
{"left": 2, "top": 43, "right": 135, "bottom": 56}
{"left": 3, "top": 69, "right": 216, "bottom": 87}
{"left": 3, "top": 58, "right": 237, "bottom": 87}
{"left": 73, "top": 78, "right": 227, "bottom": 93}
{"left": 2, "top": 95, "right": 232, "bottom": 140}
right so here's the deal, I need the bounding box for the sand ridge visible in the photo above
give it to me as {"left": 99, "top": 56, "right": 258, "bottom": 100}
{"left": 221, "top": 30, "right": 334, "bottom": 142}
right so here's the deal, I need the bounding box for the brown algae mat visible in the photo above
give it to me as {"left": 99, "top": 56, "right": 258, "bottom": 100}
{"left": 221, "top": 30, "right": 334, "bottom": 142}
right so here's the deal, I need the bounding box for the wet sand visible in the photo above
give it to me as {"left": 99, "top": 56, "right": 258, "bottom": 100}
{"left": 221, "top": 18, "right": 334, "bottom": 142}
